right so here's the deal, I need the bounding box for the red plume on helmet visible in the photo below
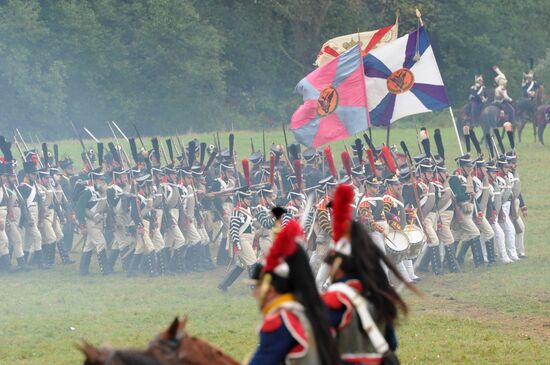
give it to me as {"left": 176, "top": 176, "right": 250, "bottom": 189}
{"left": 380, "top": 145, "right": 396, "bottom": 174}
{"left": 341, "top": 151, "right": 352, "bottom": 178}
{"left": 269, "top": 155, "right": 275, "bottom": 186}
{"left": 293, "top": 159, "right": 302, "bottom": 190}
{"left": 366, "top": 148, "right": 376, "bottom": 173}
{"left": 324, "top": 146, "right": 337, "bottom": 178}
{"left": 241, "top": 159, "right": 250, "bottom": 186}
{"left": 332, "top": 184, "right": 354, "bottom": 242}
{"left": 263, "top": 219, "right": 303, "bottom": 273}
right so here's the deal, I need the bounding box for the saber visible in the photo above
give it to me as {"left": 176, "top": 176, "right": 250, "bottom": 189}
{"left": 108, "top": 121, "right": 132, "bottom": 168}
{"left": 83, "top": 128, "right": 100, "bottom": 143}
{"left": 112, "top": 121, "right": 129, "bottom": 142}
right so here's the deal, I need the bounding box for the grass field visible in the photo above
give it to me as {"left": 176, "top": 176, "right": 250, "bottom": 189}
{"left": 1, "top": 124, "right": 549, "bottom": 364}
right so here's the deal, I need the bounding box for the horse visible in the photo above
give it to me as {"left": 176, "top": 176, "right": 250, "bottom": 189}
{"left": 534, "top": 104, "right": 550, "bottom": 145}
{"left": 516, "top": 85, "right": 545, "bottom": 143}
{"left": 79, "top": 315, "right": 240, "bottom": 365}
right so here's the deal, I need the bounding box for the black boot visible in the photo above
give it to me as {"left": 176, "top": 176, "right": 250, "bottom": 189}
{"left": 23, "top": 251, "right": 29, "bottom": 265}
{"left": 171, "top": 246, "right": 188, "bottom": 274}
{"left": 156, "top": 249, "right": 168, "bottom": 275}
{"left": 444, "top": 245, "right": 462, "bottom": 273}
{"left": 456, "top": 240, "right": 471, "bottom": 265}
{"left": 108, "top": 249, "right": 120, "bottom": 273}
{"left": 16, "top": 256, "right": 31, "bottom": 272}
{"left": 485, "top": 238, "right": 496, "bottom": 266}
{"left": 192, "top": 245, "right": 206, "bottom": 272}
{"left": 216, "top": 237, "right": 229, "bottom": 266}
{"left": 217, "top": 265, "right": 244, "bottom": 291}
{"left": 34, "top": 250, "right": 48, "bottom": 270}
{"left": 97, "top": 249, "right": 112, "bottom": 275}
{"left": 416, "top": 247, "right": 431, "bottom": 272}
{"left": 429, "top": 246, "right": 443, "bottom": 275}
{"left": 470, "top": 237, "right": 484, "bottom": 268}
{"left": 146, "top": 252, "right": 158, "bottom": 277}
{"left": 121, "top": 247, "right": 133, "bottom": 272}
{"left": 57, "top": 241, "right": 75, "bottom": 265}
{"left": 127, "top": 253, "right": 144, "bottom": 277}
{"left": 41, "top": 244, "right": 53, "bottom": 268}
{"left": 201, "top": 244, "right": 215, "bottom": 271}
{"left": 80, "top": 250, "right": 93, "bottom": 276}
{"left": 0, "top": 254, "right": 10, "bottom": 272}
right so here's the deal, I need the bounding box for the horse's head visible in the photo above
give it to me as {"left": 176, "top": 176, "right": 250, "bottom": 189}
{"left": 149, "top": 316, "right": 240, "bottom": 365}
{"left": 78, "top": 341, "right": 161, "bottom": 365}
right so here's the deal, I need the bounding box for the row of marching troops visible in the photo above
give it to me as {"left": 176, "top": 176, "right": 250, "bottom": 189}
{"left": 0, "top": 126, "right": 527, "bottom": 286}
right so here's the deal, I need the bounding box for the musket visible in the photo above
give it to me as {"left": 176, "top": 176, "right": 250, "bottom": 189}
{"left": 83, "top": 128, "right": 100, "bottom": 143}
{"left": 132, "top": 123, "right": 146, "bottom": 149}
{"left": 108, "top": 121, "right": 132, "bottom": 168}
{"left": 112, "top": 121, "right": 130, "bottom": 142}
{"left": 216, "top": 132, "right": 222, "bottom": 152}
{"left": 69, "top": 120, "right": 94, "bottom": 168}
{"left": 250, "top": 138, "right": 255, "bottom": 153}
{"left": 174, "top": 131, "right": 187, "bottom": 167}
{"left": 15, "top": 128, "right": 30, "bottom": 151}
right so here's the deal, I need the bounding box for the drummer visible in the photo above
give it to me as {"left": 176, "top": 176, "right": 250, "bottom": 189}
{"left": 357, "top": 176, "right": 388, "bottom": 275}
{"left": 383, "top": 173, "right": 413, "bottom": 283}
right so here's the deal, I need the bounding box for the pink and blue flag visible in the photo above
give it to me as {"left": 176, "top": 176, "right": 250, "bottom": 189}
{"left": 291, "top": 44, "right": 369, "bottom": 148}
{"left": 364, "top": 26, "right": 449, "bottom": 126}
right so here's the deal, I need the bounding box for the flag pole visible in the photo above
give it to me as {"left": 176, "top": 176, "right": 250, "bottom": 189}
{"left": 357, "top": 31, "right": 371, "bottom": 140}
{"left": 448, "top": 106, "right": 464, "bottom": 155}
{"left": 386, "top": 124, "right": 391, "bottom": 146}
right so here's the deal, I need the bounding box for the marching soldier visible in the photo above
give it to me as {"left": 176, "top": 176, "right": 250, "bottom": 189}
{"left": 192, "top": 166, "right": 215, "bottom": 271}
{"left": 496, "top": 156, "right": 520, "bottom": 261}
{"left": 251, "top": 186, "right": 275, "bottom": 258}
{"left": 0, "top": 161, "right": 11, "bottom": 271}
{"left": 18, "top": 153, "right": 45, "bottom": 269}
{"left": 450, "top": 155, "right": 485, "bottom": 267}
{"left": 472, "top": 157, "right": 497, "bottom": 265}
{"left": 217, "top": 186, "right": 258, "bottom": 291}
{"left": 75, "top": 168, "right": 111, "bottom": 276}
{"left": 161, "top": 166, "right": 187, "bottom": 273}
{"left": 486, "top": 161, "right": 513, "bottom": 263}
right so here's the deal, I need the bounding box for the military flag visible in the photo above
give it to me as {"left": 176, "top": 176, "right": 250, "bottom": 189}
{"left": 364, "top": 26, "right": 449, "bottom": 126}
{"left": 291, "top": 44, "right": 369, "bottom": 148}
{"left": 315, "top": 23, "right": 398, "bottom": 67}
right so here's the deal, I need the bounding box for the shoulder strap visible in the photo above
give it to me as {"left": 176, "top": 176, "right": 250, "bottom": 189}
{"left": 328, "top": 283, "right": 389, "bottom": 355}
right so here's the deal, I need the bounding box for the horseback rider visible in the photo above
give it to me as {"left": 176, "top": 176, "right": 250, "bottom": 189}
{"left": 521, "top": 69, "right": 539, "bottom": 100}
{"left": 493, "top": 66, "right": 515, "bottom": 124}
{"left": 468, "top": 75, "right": 488, "bottom": 125}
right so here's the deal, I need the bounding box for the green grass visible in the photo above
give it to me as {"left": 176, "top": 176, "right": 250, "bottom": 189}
{"left": 1, "top": 124, "right": 549, "bottom": 364}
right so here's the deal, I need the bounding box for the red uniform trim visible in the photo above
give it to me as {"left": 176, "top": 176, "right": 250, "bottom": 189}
{"left": 261, "top": 312, "right": 283, "bottom": 333}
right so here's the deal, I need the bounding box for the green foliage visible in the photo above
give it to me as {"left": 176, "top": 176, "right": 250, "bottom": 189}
{"left": 1, "top": 1, "right": 550, "bottom": 137}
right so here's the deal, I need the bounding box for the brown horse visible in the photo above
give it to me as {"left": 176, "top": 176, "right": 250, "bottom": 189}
{"left": 79, "top": 316, "right": 240, "bottom": 365}
{"left": 534, "top": 104, "right": 550, "bottom": 145}
{"left": 516, "top": 85, "right": 545, "bottom": 143}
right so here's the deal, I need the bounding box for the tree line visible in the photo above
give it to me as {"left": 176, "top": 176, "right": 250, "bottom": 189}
{"left": 0, "top": 0, "right": 549, "bottom": 138}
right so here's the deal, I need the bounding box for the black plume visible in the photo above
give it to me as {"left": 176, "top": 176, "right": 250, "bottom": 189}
{"left": 354, "top": 138, "right": 364, "bottom": 164}
{"left": 400, "top": 141, "right": 411, "bottom": 161}
{"left": 187, "top": 140, "right": 196, "bottom": 167}
{"left": 108, "top": 142, "right": 121, "bottom": 165}
{"left": 42, "top": 142, "right": 49, "bottom": 167}
{"left": 166, "top": 139, "right": 174, "bottom": 163}
{"left": 493, "top": 128, "right": 506, "bottom": 155}
{"left": 229, "top": 133, "right": 235, "bottom": 158}
{"left": 200, "top": 142, "right": 207, "bottom": 166}
{"left": 151, "top": 137, "right": 160, "bottom": 163}
{"left": 288, "top": 143, "right": 299, "bottom": 161}
{"left": 433, "top": 129, "right": 445, "bottom": 160}
{"left": 129, "top": 138, "right": 139, "bottom": 164}
{"left": 363, "top": 133, "right": 376, "bottom": 152}
{"left": 470, "top": 129, "right": 482, "bottom": 155}
{"left": 53, "top": 144, "right": 59, "bottom": 166}
{"left": 271, "top": 206, "right": 287, "bottom": 220}
{"left": 506, "top": 130, "right": 515, "bottom": 150}
{"left": 204, "top": 148, "right": 218, "bottom": 171}
{"left": 97, "top": 142, "right": 104, "bottom": 166}
{"left": 420, "top": 138, "right": 431, "bottom": 158}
